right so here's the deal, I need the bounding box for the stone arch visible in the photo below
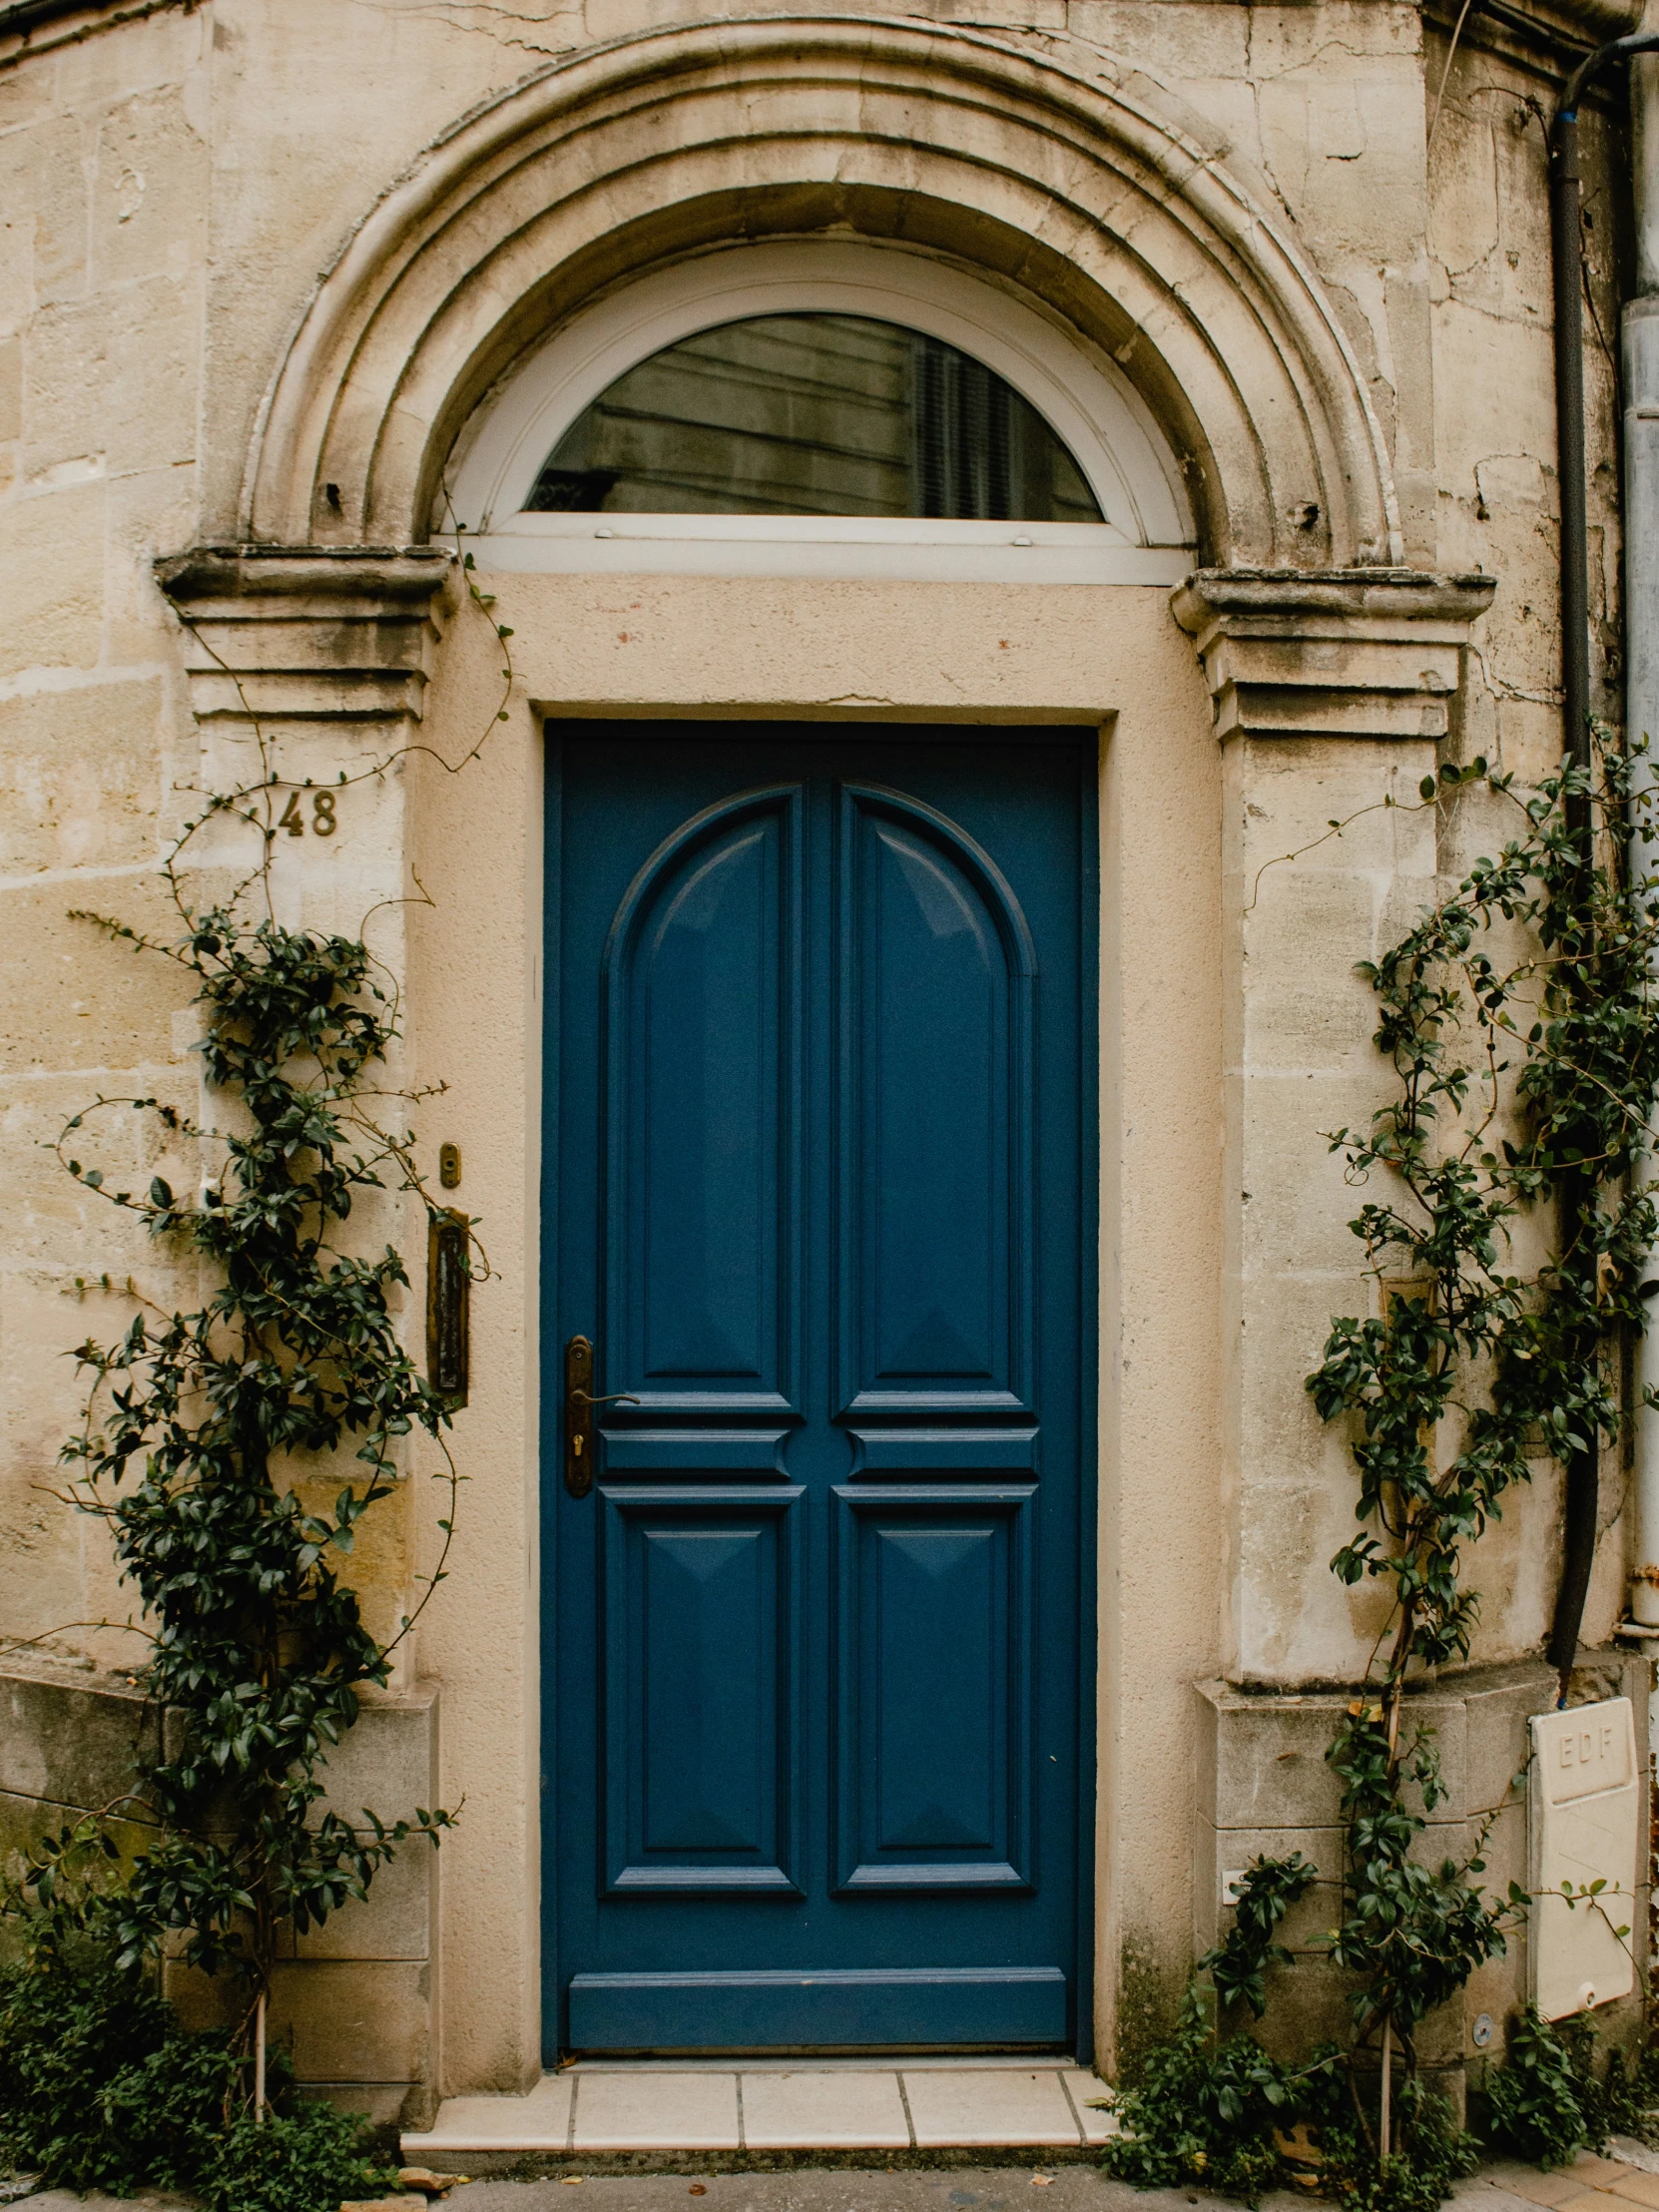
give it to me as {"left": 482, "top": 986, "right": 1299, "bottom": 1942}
{"left": 245, "top": 15, "right": 1403, "bottom": 568}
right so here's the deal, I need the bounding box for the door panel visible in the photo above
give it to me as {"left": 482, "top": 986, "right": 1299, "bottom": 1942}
{"left": 605, "top": 788, "right": 803, "bottom": 1416}
{"left": 548, "top": 725, "right": 1093, "bottom": 2057}
{"left": 566, "top": 1964, "right": 1070, "bottom": 2051}
{"left": 838, "top": 788, "right": 1033, "bottom": 1416}
{"left": 602, "top": 1485, "right": 803, "bottom": 1894}
{"left": 833, "top": 1484, "right": 1033, "bottom": 1892}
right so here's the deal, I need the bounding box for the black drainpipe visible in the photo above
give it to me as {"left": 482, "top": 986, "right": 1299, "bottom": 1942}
{"left": 1545, "top": 32, "right": 1659, "bottom": 1694}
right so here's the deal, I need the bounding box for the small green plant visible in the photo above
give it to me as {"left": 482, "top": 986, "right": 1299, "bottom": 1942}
{"left": 198, "top": 2101, "right": 402, "bottom": 2212}
{"left": 1104, "top": 1856, "right": 1332, "bottom": 2204}
{"left": 1313, "top": 2072, "right": 1481, "bottom": 2212}
{"left": 0, "top": 1885, "right": 396, "bottom": 2208}
{"left": 1102, "top": 1978, "right": 1322, "bottom": 2203}
{"left": 1208, "top": 1852, "right": 1319, "bottom": 2018}
{"left": 1484, "top": 2005, "right": 1598, "bottom": 2167}
{"left": 1484, "top": 2006, "right": 1658, "bottom": 2167}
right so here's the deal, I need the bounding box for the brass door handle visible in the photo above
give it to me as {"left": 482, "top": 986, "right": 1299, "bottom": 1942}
{"left": 564, "top": 1336, "right": 639, "bottom": 1498}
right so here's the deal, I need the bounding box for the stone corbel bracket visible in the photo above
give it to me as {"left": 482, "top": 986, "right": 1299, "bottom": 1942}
{"left": 154, "top": 543, "right": 454, "bottom": 737}
{"left": 1172, "top": 567, "right": 1497, "bottom": 743}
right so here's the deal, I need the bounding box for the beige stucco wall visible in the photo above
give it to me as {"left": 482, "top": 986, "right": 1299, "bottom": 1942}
{"left": 0, "top": 0, "right": 1641, "bottom": 2096}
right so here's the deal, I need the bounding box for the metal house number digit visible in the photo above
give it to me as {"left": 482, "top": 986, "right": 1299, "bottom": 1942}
{"left": 276, "top": 791, "right": 341, "bottom": 836}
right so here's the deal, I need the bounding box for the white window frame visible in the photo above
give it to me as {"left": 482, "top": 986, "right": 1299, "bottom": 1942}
{"left": 444, "top": 242, "right": 1197, "bottom": 586}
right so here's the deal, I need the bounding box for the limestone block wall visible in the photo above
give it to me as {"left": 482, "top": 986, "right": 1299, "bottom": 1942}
{"left": 265, "top": 1691, "right": 441, "bottom": 2130}
{"left": 0, "top": 7, "right": 209, "bottom": 1680}
{"left": 0, "top": 1656, "right": 161, "bottom": 1869}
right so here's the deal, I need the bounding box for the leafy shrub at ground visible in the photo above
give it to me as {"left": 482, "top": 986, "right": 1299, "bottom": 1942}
{"left": 198, "top": 2102, "right": 402, "bottom": 2212}
{"left": 1102, "top": 1981, "right": 1324, "bottom": 2201}
{"left": 1103, "top": 1858, "right": 1333, "bottom": 2200}
{"left": 1313, "top": 2073, "right": 1481, "bottom": 2212}
{"left": 0, "top": 1949, "right": 397, "bottom": 2210}
{"left": 1100, "top": 1983, "right": 1477, "bottom": 2212}
{"left": 1484, "top": 2006, "right": 1655, "bottom": 2169}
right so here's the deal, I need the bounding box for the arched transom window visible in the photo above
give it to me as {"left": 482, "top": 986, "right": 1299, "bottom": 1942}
{"left": 530, "top": 313, "right": 1103, "bottom": 524}
{"left": 447, "top": 245, "right": 1195, "bottom": 583}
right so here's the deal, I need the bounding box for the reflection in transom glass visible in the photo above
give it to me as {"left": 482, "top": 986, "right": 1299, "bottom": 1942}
{"left": 524, "top": 313, "right": 1105, "bottom": 523}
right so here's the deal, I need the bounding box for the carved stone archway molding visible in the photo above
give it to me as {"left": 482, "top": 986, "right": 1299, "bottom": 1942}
{"left": 1173, "top": 568, "right": 1498, "bottom": 743}
{"left": 239, "top": 13, "right": 1404, "bottom": 572}
{"left": 155, "top": 545, "right": 453, "bottom": 740}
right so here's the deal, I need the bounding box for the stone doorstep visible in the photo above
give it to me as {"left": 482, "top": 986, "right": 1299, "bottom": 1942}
{"left": 401, "top": 2061, "right": 1116, "bottom": 2155}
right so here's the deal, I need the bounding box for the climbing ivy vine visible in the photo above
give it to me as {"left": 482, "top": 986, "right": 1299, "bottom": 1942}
{"left": 46, "top": 908, "right": 460, "bottom": 1993}
{"left": 0, "top": 540, "right": 511, "bottom": 2192}
{"left": 1106, "top": 733, "right": 1659, "bottom": 2204}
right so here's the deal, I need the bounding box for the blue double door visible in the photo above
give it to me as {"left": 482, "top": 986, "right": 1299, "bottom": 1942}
{"left": 545, "top": 725, "right": 1094, "bottom": 2056}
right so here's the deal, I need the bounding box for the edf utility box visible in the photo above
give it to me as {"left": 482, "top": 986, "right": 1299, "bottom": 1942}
{"left": 1528, "top": 1699, "right": 1640, "bottom": 2020}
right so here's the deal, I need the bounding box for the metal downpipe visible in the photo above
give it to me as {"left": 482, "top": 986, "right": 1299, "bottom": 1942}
{"left": 1545, "top": 33, "right": 1659, "bottom": 1691}
{"left": 1624, "top": 54, "right": 1659, "bottom": 1639}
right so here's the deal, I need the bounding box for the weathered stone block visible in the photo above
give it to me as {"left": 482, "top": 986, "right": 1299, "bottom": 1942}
{"left": 0, "top": 114, "right": 87, "bottom": 317}
{"left": 305, "top": 2078, "right": 436, "bottom": 2129}
{"left": 0, "top": 873, "right": 190, "bottom": 1075}
{"left": 26, "top": 280, "right": 200, "bottom": 481}
{"left": 309, "top": 1689, "right": 438, "bottom": 1828}
{"left": 1197, "top": 1678, "right": 1496, "bottom": 1830}
{"left": 1240, "top": 882, "right": 1388, "bottom": 1072}
{"left": 160, "top": 1954, "right": 238, "bottom": 2035}
{"left": 0, "top": 480, "right": 106, "bottom": 679}
{"left": 0, "top": 336, "right": 19, "bottom": 443}
{"left": 0, "top": 1784, "right": 155, "bottom": 1880}
{"left": 285, "top": 1832, "right": 434, "bottom": 1963}
{"left": 0, "top": 679, "right": 164, "bottom": 875}
{"left": 270, "top": 1958, "right": 433, "bottom": 2083}
{"left": 1237, "top": 1073, "right": 1402, "bottom": 1277}
{"left": 91, "top": 88, "right": 208, "bottom": 291}
{"left": 0, "top": 1660, "right": 160, "bottom": 1813}
{"left": 1192, "top": 1818, "right": 1345, "bottom": 1956}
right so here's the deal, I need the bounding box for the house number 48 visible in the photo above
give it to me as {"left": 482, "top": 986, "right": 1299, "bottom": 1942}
{"left": 277, "top": 791, "right": 339, "bottom": 836}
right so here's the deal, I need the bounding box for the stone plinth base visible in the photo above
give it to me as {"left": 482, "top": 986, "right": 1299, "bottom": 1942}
{"left": 1196, "top": 1652, "right": 1651, "bottom": 2100}
{"left": 0, "top": 1656, "right": 440, "bottom": 2130}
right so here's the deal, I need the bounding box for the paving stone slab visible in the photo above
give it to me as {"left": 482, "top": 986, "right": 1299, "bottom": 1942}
{"left": 8, "top": 2198, "right": 191, "bottom": 2212}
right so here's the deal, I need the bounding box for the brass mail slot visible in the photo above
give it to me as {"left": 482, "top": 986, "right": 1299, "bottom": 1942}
{"left": 427, "top": 1208, "right": 471, "bottom": 1407}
